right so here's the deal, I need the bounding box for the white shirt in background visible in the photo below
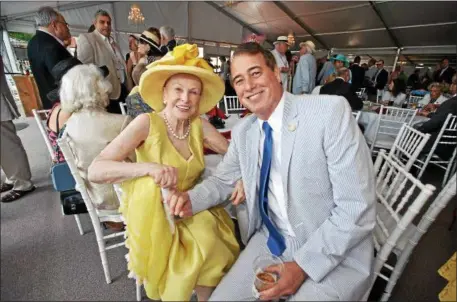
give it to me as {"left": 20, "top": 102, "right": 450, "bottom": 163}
{"left": 271, "top": 49, "right": 289, "bottom": 92}
{"left": 257, "top": 93, "right": 295, "bottom": 237}
{"left": 311, "top": 85, "right": 322, "bottom": 95}
{"left": 382, "top": 91, "right": 407, "bottom": 107}
{"left": 419, "top": 94, "right": 449, "bottom": 106}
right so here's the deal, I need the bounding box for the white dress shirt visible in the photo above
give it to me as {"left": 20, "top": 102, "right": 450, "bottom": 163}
{"left": 94, "top": 30, "right": 126, "bottom": 84}
{"left": 257, "top": 93, "right": 296, "bottom": 237}
{"left": 271, "top": 49, "right": 289, "bottom": 92}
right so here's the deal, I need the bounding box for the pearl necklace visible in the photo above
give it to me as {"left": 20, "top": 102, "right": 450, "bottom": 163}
{"left": 163, "top": 114, "right": 191, "bottom": 140}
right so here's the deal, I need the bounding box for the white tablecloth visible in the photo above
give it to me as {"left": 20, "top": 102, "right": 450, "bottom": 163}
{"left": 359, "top": 111, "right": 429, "bottom": 148}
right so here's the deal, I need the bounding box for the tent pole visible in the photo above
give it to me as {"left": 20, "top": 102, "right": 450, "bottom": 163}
{"left": 392, "top": 48, "right": 401, "bottom": 69}
{"left": 110, "top": 3, "right": 121, "bottom": 45}
{"left": 187, "top": 1, "right": 192, "bottom": 43}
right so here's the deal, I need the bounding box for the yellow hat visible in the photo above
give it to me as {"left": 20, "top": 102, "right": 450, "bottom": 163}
{"left": 139, "top": 44, "right": 225, "bottom": 114}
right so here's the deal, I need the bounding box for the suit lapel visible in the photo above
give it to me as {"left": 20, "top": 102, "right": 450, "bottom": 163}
{"left": 246, "top": 118, "right": 260, "bottom": 234}
{"left": 281, "top": 93, "right": 299, "bottom": 203}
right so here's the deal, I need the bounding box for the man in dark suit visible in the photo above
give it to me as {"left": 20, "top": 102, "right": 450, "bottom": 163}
{"left": 416, "top": 93, "right": 457, "bottom": 161}
{"left": 27, "top": 6, "right": 72, "bottom": 109}
{"left": 349, "top": 56, "right": 365, "bottom": 92}
{"left": 367, "top": 59, "right": 388, "bottom": 101}
{"left": 320, "top": 67, "right": 363, "bottom": 111}
{"left": 436, "top": 58, "right": 456, "bottom": 85}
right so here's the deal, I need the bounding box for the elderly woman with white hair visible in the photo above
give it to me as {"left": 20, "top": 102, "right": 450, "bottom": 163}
{"left": 292, "top": 40, "right": 317, "bottom": 94}
{"left": 60, "top": 64, "right": 132, "bottom": 229}
{"left": 418, "top": 82, "right": 449, "bottom": 117}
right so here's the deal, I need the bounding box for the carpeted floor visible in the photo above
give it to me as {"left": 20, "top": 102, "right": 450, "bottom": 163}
{"left": 1, "top": 117, "right": 456, "bottom": 301}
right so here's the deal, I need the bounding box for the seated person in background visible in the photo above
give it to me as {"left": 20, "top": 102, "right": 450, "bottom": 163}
{"left": 46, "top": 57, "right": 83, "bottom": 163}
{"left": 87, "top": 44, "right": 242, "bottom": 301}
{"left": 320, "top": 67, "right": 363, "bottom": 110}
{"left": 59, "top": 63, "right": 132, "bottom": 228}
{"left": 407, "top": 69, "right": 421, "bottom": 90}
{"left": 415, "top": 90, "right": 457, "bottom": 161}
{"left": 132, "top": 28, "right": 163, "bottom": 86}
{"left": 311, "top": 73, "right": 336, "bottom": 95}
{"left": 419, "top": 82, "right": 448, "bottom": 107}
{"left": 381, "top": 79, "right": 407, "bottom": 107}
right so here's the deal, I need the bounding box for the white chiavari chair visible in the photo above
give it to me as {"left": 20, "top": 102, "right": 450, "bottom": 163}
{"left": 58, "top": 132, "right": 126, "bottom": 284}
{"left": 352, "top": 111, "right": 362, "bottom": 122}
{"left": 119, "top": 102, "right": 127, "bottom": 115}
{"left": 388, "top": 124, "right": 430, "bottom": 172}
{"left": 370, "top": 106, "right": 418, "bottom": 154}
{"left": 379, "top": 173, "right": 456, "bottom": 301}
{"left": 363, "top": 149, "right": 436, "bottom": 301}
{"left": 32, "top": 109, "right": 84, "bottom": 235}
{"left": 415, "top": 114, "right": 457, "bottom": 187}
{"left": 223, "top": 96, "right": 244, "bottom": 115}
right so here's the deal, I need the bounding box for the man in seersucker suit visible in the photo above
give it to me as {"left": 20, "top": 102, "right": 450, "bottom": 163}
{"left": 168, "top": 42, "right": 376, "bottom": 301}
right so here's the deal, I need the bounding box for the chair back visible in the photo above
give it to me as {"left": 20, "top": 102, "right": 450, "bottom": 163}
{"left": 119, "top": 102, "right": 127, "bottom": 115}
{"left": 223, "top": 96, "right": 244, "bottom": 114}
{"left": 389, "top": 124, "right": 430, "bottom": 172}
{"left": 356, "top": 88, "right": 366, "bottom": 99}
{"left": 32, "top": 109, "right": 56, "bottom": 162}
{"left": 370, "top": 106, "right": 418, "bottom": 152}
{"left": 352, "top": 111, "right": 361, "bottom": 122}
{"left": 370, "top": 150, "right": 435, "bottom": 290}
{"left": 58, "top": 132, "right": 97, "bottom": 215}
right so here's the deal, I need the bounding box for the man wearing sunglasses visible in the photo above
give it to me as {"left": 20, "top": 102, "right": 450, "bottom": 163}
{"left": 27, "top": 6, "right": 73, "bottom": 109}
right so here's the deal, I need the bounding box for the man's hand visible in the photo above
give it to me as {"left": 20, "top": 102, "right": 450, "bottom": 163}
{"left": 167, "top": 191, "right": 193, "bottom": 218}
{"left": 230, "top": 180, "right": 246, "bottom": 205}
{"left": 259, "top": 261, "right": 308, "bottom": 301}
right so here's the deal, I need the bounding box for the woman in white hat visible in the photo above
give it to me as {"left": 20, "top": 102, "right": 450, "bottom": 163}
{"left": 88, "top": 44, "right": 243, "bottom": 301}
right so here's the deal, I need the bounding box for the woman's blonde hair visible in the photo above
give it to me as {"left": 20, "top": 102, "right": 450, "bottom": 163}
{"left": 325, "top": 73, "right": 337, "bottom": 84}
{"left": 60, "top": 64, "right": 112, "bottom": 113}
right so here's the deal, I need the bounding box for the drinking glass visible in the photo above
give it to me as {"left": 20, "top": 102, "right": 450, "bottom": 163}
{"left": 252, "top": 254, "right": 284, "bottom": 298}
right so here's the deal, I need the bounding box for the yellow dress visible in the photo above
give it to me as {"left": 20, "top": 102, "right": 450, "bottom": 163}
{"left": 120, "top": 113, "right": 239, "bottom": 301}
{"left": 438, "top": 252, "right": 456, "bottom": 302}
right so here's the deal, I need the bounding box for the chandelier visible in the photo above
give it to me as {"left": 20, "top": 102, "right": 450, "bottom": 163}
{"left": 287, "top": 33, "right": 295, "bottom": 47}
{"left": 128, "top": 4, "right": 145, "bottom": 25}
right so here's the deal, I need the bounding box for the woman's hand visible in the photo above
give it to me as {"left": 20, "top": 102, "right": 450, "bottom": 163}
{"left": 148, "top": 163, "right": 178, "bottom": 188}
{"left": 230, "top": 180, "right": 246, "bottom": 205}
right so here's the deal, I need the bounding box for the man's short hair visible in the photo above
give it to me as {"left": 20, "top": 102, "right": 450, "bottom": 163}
{"left": 354, "top": 56, "right": 361, "bottom": 64}
{"left": 35, "top": 6, "right": 59, "bottom": 27}
{"left": 377, "top": 59, "right": 385, "bottom": 65}
{"left": 232, "top": 42, "right": 276, "bottom": 72}
{"left": 160, "top": 26, "right": 175, "bottom": 39}
{"left": 95, "top": 9, "right": 111, "bottom": 20}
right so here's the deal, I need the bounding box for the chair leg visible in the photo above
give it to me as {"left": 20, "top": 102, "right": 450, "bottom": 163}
{"left": 74, "top": 214, "right": 84, "bottom": 235}
{"left": 136, "top": 282, "right": 142, "bottom": 301}
{"left": 98, "top": 242, "right": 112, "bottom": 284}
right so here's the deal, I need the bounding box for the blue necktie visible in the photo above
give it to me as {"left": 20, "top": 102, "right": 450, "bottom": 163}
{"left": 259, "top": 122, "right": 286, "bottom": 256}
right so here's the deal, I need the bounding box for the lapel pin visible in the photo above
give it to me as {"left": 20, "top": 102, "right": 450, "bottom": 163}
{"left": 288, "top": 123, "right": 297, "bottom": 132}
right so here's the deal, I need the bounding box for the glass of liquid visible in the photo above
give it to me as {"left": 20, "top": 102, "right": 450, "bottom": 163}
{"left": 252, "top": 254, "right": 284, "bottom": 299}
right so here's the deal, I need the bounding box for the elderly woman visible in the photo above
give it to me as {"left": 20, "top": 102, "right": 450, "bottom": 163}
{"left": 88, "top": 44, "right": 243, "bottom": 301}
{"left": 60, "top": 64, "right": 132, "bottom": 228}
{"left": 418, "top": 82, "right": 449, "bottom": 117}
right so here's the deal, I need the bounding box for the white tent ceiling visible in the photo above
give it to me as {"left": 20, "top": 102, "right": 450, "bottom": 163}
{"left": 1, "top": 1, "right": 456, "bottom": 67}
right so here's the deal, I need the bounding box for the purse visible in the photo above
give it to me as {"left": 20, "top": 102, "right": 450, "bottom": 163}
{"left": 51, "top": 163, "right": 87, "bottom": 215}
{"left": 60, "top": 190, "right": 88, "bottom": 215}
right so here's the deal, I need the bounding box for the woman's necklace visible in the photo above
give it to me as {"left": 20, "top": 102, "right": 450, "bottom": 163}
{"left": 163, "top": 113, "right": 191, "bottom": 140}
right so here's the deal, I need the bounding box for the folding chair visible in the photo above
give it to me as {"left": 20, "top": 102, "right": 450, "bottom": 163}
{"left": 58, "top": 132, "right": 126, "bottom": 284}
{"left": 32, "top": 109, "right": 84, "bottom": 235}
{"left": 415, "top": 114, "right": 457, "bottom": 187}
{"left": 352, "top": 111, "right": 361, "bottom": 122}
{"left": 223, "top": 95, "right": 244, "bottom": 115}
{"left": 119, "top": 102, "right": 127, "bottom": 115}
{"left": 407, "top": 96, "right": 424, "bottom": 107}
{"left": 356, "top": 88, "right": 366, "bottom": 100}
{"left": 363, "top": 149, "right": 436, "bottom": 300}
{"left": 370, "top": 106, "right": 417, "bottom": 154}
{"left": 388, "top": 124, "right": 430, "bottom": 172}
{"left": 379, "top": 173, "right": 456, "bottom": 301}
